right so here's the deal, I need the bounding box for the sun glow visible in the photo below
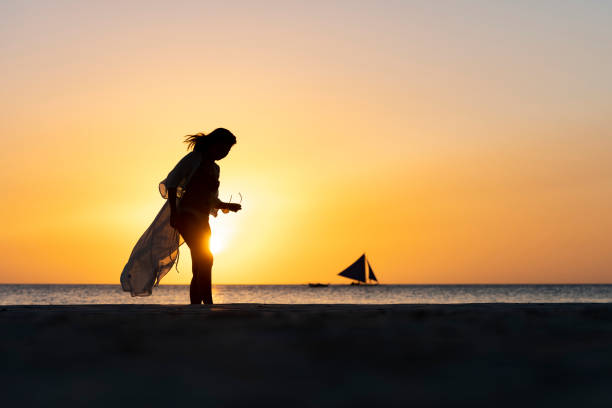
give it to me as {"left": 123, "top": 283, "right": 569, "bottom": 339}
{"left": 208, "top": 215, "right": 235, "bottom": 255}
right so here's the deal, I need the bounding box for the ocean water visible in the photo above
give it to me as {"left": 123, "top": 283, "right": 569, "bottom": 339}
{"left": 0, "top": 284, "right": 611, "bottom": 305}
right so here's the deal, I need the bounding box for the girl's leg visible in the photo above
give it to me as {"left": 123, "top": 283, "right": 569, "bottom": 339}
{"left": 189, "top": 268, "right": 201, "bottom": 304}
{"left": 197, "top": 223, "right": 214, "bottom": 304}
{"left": 197, "top": 249, "right": 214, "bottom": 304}
{"left": 177, "top": 216, "right": 203, "bottom": 304}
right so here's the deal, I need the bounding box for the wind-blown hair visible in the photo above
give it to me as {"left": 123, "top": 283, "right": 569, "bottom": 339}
{"left": 184, "top": 128, "right": 237, "bottom": 152}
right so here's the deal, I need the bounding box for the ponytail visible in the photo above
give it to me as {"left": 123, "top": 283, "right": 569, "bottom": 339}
{"left": 184, "top": 128, "right": 236, "bottom": 152}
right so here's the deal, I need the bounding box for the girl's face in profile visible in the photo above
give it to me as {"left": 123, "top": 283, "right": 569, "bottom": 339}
{"left": 208, "top": 142, "right": 233, "bottom": 161}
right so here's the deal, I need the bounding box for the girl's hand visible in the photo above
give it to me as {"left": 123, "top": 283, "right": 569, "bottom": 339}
{"left": 226, "top": 203, "right": 242, "bottom": 212}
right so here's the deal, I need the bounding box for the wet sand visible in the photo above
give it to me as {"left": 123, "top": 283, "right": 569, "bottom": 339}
{"left": 1, "top": 303, "right": 611, "bottom": 407}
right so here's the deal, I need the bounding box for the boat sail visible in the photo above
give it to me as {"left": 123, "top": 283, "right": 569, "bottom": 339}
{"left": 338, "top": 254, "right": 379, "bottom": 285}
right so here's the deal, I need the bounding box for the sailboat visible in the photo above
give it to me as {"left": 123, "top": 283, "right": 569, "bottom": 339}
{"left": 338, "top": 254, "right": 379, "bottom": 285}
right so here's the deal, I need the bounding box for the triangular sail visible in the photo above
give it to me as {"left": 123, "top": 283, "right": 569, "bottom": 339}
{"left": 338, "top": 254, "right": 366, "bottom": 282}
{"left": 367, "top": 260, "right": 378, "bottom": 282}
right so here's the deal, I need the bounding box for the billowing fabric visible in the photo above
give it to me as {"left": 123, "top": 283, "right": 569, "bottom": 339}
{"left": 120, "top": 151, "right": 220, "bottom": 297}
{"left": 120, "top": 201, "right": 183, "bottom": 296}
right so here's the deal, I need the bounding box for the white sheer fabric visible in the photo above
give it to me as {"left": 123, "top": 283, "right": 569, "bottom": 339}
{"left": 120, "top": 150, "right": 219, "bottom": 297}
{"left": 120, "top": 201, "right": 183, "bottom": 296}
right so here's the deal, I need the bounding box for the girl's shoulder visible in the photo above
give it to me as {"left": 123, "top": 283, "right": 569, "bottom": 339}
{"left": 183, "top": 150, "right": 202, "bottom": 162}
{"left": 175, "top": 150, "right": 201, "bottom": 169}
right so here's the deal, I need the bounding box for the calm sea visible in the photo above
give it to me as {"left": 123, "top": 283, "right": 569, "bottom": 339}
{"left": 0, "top": 284, "right": 611, "bottom": 305}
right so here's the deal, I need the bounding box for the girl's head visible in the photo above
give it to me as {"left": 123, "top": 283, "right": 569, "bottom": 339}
{"left": 184, "top": 128, "right": 237, "bottom": 160}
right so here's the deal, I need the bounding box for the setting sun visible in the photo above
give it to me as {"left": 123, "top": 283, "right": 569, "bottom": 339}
{"left": 208, "top": 214, "right": 236, "bottom": 255}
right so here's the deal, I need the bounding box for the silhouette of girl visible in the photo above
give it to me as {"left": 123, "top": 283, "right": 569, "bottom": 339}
{"left": 165, "top": 128, "right": 241, "bottom": 304}
{"left": 121, "top": 128, "right": 240, "bottom": 303}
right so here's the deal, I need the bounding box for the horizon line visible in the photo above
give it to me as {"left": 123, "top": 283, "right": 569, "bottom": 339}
{"left": 2, "top": 282, "right": 612, "bottom": 286}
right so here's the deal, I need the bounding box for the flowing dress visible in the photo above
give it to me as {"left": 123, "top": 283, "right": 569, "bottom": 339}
{"left": 120, "top": 151, "right": 219, "bottom": 296}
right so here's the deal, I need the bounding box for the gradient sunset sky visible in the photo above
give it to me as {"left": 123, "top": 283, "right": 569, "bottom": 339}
{"left": 1, "top": 1, "right": 611, "bottom": 284}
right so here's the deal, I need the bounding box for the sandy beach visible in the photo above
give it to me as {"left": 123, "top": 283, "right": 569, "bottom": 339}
{"left": 2, "top": 303, "right": 611, "bottom": 407}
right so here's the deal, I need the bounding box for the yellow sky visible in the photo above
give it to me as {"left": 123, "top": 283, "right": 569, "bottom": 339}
{"left": 1, "top": 1, "right": 611, "bottom": 284}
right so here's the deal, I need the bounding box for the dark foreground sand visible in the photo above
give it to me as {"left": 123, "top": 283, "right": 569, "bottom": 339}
{"left": 1, "top": 303, "right": 612, "bottom": 407}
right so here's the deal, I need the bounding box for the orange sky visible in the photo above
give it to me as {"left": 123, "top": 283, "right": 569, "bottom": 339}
{"left": 1, "top": 1, "right": 611, "bottom": 284}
